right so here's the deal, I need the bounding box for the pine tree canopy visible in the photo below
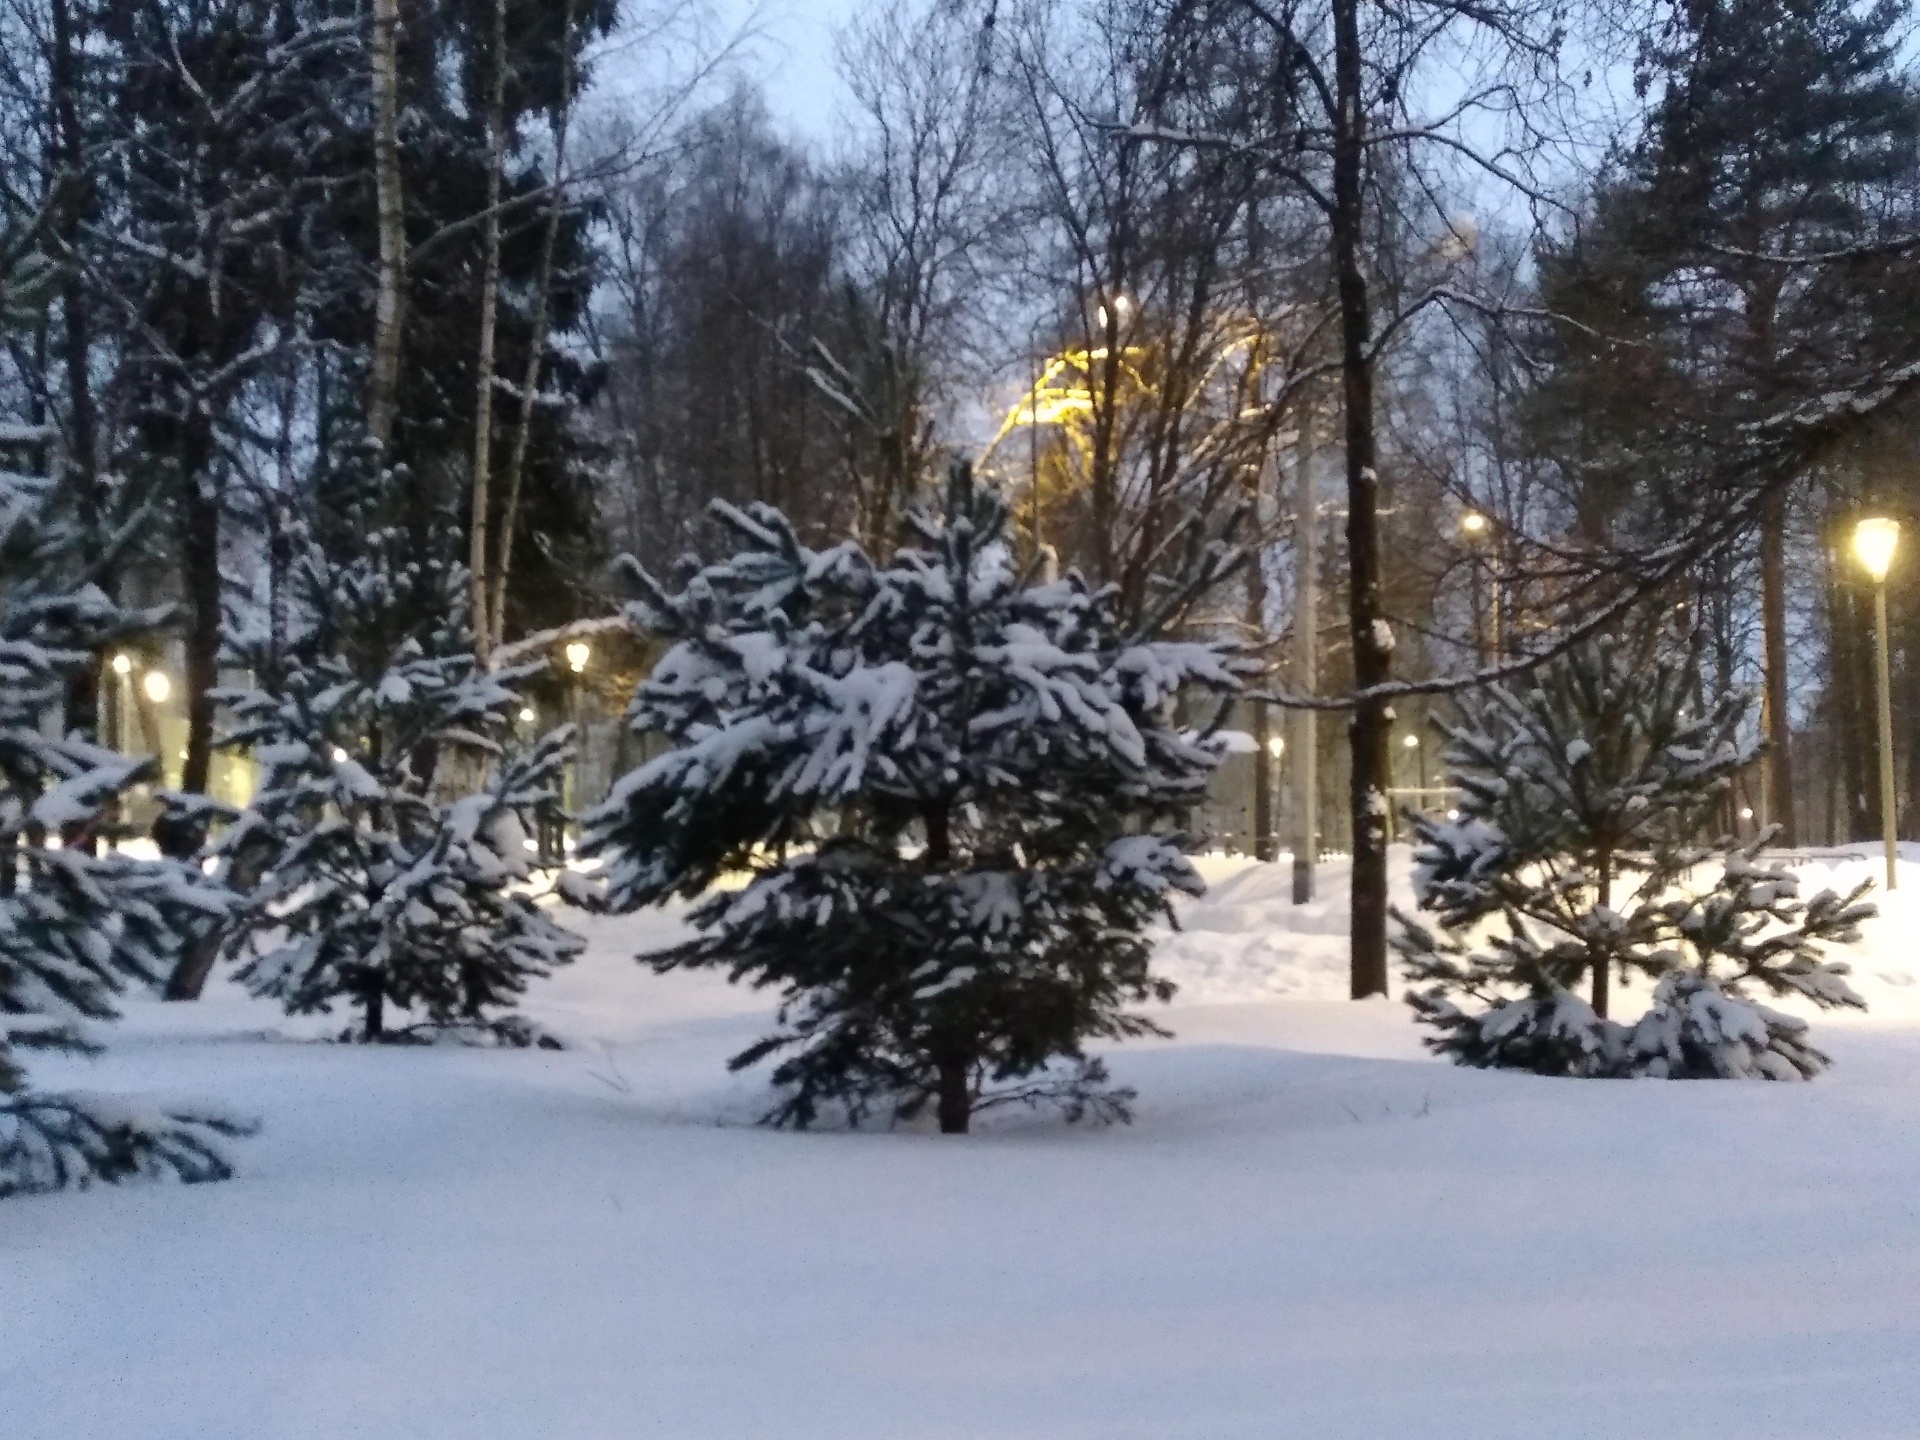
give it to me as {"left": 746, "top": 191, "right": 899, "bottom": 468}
{"left": 215, "top": 528, "right": 582, "bottom": 1045}
{"left": 1393, "top": 634, "right": 1873, "bottom": 1080}
{"left": 581, "top": 461, "right": 1251, "bottom": 1132}
{"left": 0, "top": 471, "right": 252, "bottom": 1197}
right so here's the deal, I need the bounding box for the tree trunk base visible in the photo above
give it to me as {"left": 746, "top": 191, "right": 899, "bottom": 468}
{"left": 936, "top": 1059, "right": 971, "bottom": 1134}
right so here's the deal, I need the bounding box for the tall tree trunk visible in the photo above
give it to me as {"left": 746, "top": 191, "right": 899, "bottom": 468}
{"left": 51, "top": 0, "right": 103, "bottom": 750}
{"left": 468, "top": 0, "right": 510, "bottom": 665}
{"left": 1905, "top": 604, "right": 1920, "bottom": 841}
{"left": 1761, "top": 486, "right": 1796, "bottom": 844}
{"left": 486, "top": 0, "right": 579, "bottom": 655}
{"left": 368, "top": 0, "right": 406, "bottom": 453}
{"left": 922, "top": 795, "right": 969, "bottom": 1133}
{"left": 1291, "top": 406, "right": 1318, "bottom": 902}
{"left": 1247, "top": 460, "right": 1272, "bottom": 860}
{"left": 178, "top": 441, "right": 221, "bottom": 810}
{"left": 1330, "top": 0, "right": 1390, "bottom": 1000}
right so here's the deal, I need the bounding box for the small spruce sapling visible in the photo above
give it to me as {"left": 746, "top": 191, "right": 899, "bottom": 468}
{"left": 580, "top": 461, "right": 1249, "bottom": 1131}
{"left": 215, "top": 530, "right": 581, "bottom": 1043}
{"left": 1392, "top": 635, "right": 1872, "bottom": 1079}
{"left": 0, "top": 473, "right": 252, "bottom": 1197}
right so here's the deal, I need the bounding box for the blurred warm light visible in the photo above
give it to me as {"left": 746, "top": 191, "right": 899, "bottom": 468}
{"left": 564, "top": 641, "right": 591, "bottom": 674}
{"left": 1403, "top": 733, "right": 1420, "bottom": 749}
{"left": 141, "top": 670, "right": 171, "bottom": 703}
{"left": 1854, "top": 517, "right": 1900, "bottom": 583}
{"left": 111, "top": 653, "right": 132, "bottom": 676}
{"left": 1267, "top": 736, "right": 1285, "bottom": 757}
{"left": 331, "top": 746, "right": 350, "bottom": 764}
{"left": 1739, "top": 807, "right": 1755, "bottom": 821}
{"left": 519, "top": 706, "right": 536, "bottom": 723}
{"left": 1460, "top": 511, "right": 1488, "bottom": 535}
{"left": 1446, "top": 809, "right": 1460, "bottom": 820}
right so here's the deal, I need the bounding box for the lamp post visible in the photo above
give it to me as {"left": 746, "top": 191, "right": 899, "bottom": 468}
{"left": 1462, "top": 510, "right": 1499, "bottom": 664}
{"left": 1028, "top": 331, "right": 1041, "bottom": 563}
{"left": 563, "top": 641, "right": 591, "bottom": 855}
{"left": 1854, "top": 517, "right": 1900, "bottom": 890}
{"left": 108, "top": 653, "right": 132, "bottom": 753}
{"left": 1262, "top": 734, "right": 1283, "bottom": 861}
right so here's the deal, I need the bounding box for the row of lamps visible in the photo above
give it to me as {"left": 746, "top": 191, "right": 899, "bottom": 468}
{"left": 1450, "top": 510, "right": 1906, "bottom": 890}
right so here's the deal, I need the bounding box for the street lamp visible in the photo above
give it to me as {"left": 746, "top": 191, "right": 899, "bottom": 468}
{"left": 105, "top": 654, "right": 133, "bottom": 754}
{"left": 142, "top": 670, "right": 171, "bottom": 704}
{"left": 1461, "top": 511, "right": 1500, "bottom": 662}
{"left": 560, "top": 641, "right": 593, "bottom": 858}
{"left": 1855, "top": 517, "right": 1900, "bottom": 890}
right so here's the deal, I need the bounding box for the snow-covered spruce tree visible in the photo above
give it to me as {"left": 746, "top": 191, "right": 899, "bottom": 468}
{"left": 1392, "top": 634, "right": 1872, "bottom": 1079}
{"left": 214, "top": 523, "right": 581, "bottom": 1044}
{"left": 580, "top": 461, "right": 1247, "bottom": 1132}
{"left": 0, "top": 472, "right": 251, "bottom": 1197}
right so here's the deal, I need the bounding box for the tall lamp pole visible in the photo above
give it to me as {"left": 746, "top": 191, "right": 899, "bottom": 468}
{"left": 1462, "top": 510, "right": 1497, "bottom": 665}
{"left": 564, "top": 640, "right": 591, "bottom": 854}
{"left": 1854, "top": 518, "right": 1900, "bottom": 890}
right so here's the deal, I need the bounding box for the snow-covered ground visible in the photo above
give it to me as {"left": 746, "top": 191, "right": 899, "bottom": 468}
{"left": 7, "top": 847, "right": 1920, "bottom": 1439}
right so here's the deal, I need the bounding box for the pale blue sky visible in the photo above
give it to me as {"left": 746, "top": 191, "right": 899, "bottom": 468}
{"left": 718, "top": 0, "right": 865, "bottom": 141}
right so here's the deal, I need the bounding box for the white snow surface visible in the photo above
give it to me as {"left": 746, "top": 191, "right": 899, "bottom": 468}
{"left": 8, "top": 846, "right": 1920, "bottom": 1438}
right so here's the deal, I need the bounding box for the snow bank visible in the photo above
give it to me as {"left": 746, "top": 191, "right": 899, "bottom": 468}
{"left": 6, "top": 849, "right": 1920, "bottom": 1439}
{"left": 1159, "top": 846, "right": 1920, "bottom": 1025}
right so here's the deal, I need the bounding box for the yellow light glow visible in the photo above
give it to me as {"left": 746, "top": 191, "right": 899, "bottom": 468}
{"left": 110, "top": 653, "right": 132, "bottom": 676}
{"left": 331, "top": 746, "right": 350, "bottom": 764}
{"left": 1854, "top": 516, "right": 1900, "bottom": 583}
{"left": 1266, "top": 736, "right": 1285, "bottom": 757}
{"left": 141, "top": 670, "right": 171, "bottom": 704}
{"left": 1403, "top": 733, "right": 1420, "bottom": 749}
{"left": 564, "top": 641, "right": 591, "bottom": 674}
{"left": 1461, "top": 511, "right": 1488, "bottom": 535}
{"left": 518, "top": 706, "right": 536, "bottom": 723}
{"left": 1021, "top": 392, "right": 1095, "bottom": 425}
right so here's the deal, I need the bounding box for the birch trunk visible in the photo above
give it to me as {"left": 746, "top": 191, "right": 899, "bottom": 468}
{"left": 486, "top": 0, "right": 580, "bottom": 656}
{"left": 1331, "top": 0, "right": 1391, "bottom": 1000}
{"left": 468, "top": 0, "right": 510, "bottom": 665}
{"left": 368, "top": 0, "right": 406, "bottom": 452}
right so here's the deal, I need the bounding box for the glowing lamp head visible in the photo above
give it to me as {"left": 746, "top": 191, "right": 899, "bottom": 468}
{"left": 331, "top": 746, "right": 350, "bottom": 764}
{"left": 1266, "top": 736, "right": 1285, "bottom": 758}
{"left": 1739, "top": 807, "right": 1754, "bottom": 821}
{"left": 564, "top": 641, "right": 591, "bottom": 674}
{"left": 1854, "top": 516, "right": 1900, "bottom": 583}
{"left": 1403, "top": 733, "right": 1420, "bottom": 749}
{"left": 141, "top": 670, "right": 171, "bottom": 704}
{"left": 518, "top": 706, "right": 536, "bottom": 723}
{"left": 1461, "top": 511, "right": 1488, "bottom": 536}
{"left": 110, "top": 653, "right": 132, "bottom": 676}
